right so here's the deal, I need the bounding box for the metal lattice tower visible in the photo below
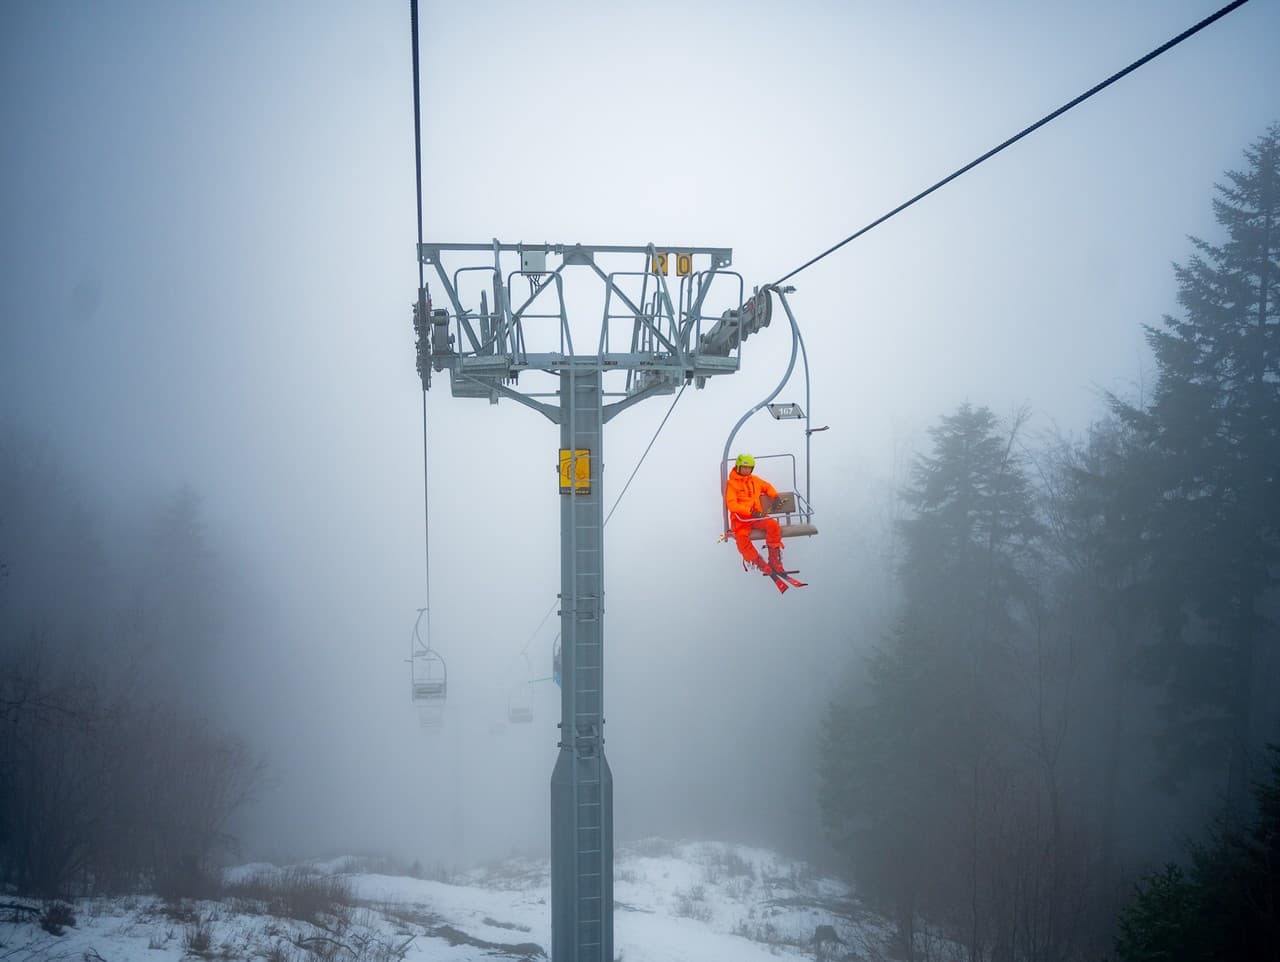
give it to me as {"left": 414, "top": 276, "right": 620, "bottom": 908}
{"left": 413, "top": 241, "right": 773, "bottom": 962}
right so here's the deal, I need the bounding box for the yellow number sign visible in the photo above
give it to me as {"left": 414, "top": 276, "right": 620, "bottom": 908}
{"left": 559, "top": 449, "right": 590, "bottom": 494}
{"left": 649, "top": 252, "right": 669, "bottom": 276}
{"left": 676, "top": 252, "right": 693, "bottom": 276}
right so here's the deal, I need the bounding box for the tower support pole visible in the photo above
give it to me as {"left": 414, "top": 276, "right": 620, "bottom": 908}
{"left": 550, "top": 366, "right": 613, "bottom": 962}
{"left": 417, "top": 241, "right": 739, "bottom": 961}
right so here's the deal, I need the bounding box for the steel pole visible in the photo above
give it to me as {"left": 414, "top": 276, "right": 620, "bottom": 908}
{"left": 550, "top": 367, "right": 613, "bottom": 962}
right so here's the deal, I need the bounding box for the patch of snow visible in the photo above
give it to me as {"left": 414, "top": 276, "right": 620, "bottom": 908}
{"left": 0, "top": 839, "right": 893, "bottom": 961}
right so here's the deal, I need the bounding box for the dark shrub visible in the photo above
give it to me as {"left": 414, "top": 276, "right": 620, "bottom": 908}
{"left": 225, "top": 868, "right": 355, "bottom": 923}
{"left": 156, "top": 853, "right": 224, "bottom": 903}
{"left": 183, "top": 914, "right": 213, "bottom": 956}
{"left": 39, "top": 900, "right": 76, "bottom": 936}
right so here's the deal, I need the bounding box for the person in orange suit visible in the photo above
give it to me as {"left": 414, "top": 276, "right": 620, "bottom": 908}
{"left": 725, "top": 453, "right": 784, "bottom": 574}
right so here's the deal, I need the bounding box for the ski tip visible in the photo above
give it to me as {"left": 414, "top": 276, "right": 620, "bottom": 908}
{"left": 759, "top": 569, "right": 791, "bottom": 593}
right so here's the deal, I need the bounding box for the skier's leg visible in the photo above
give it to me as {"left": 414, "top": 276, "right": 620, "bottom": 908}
{"left": 764, "top": 519, "right": 785, "bottom": 571}
{"left": 733, "top": 523, "right": 770, "bottom": 573}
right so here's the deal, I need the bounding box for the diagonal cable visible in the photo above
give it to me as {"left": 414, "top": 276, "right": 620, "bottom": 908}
{"left": 604, "top": 382, "right": 688, "bottom": 527}
{"left": 520, "top": 382, "right": 689, "bottom": 662}
{"left": 773, "top": 0, "right": 1250, "bottom": 285}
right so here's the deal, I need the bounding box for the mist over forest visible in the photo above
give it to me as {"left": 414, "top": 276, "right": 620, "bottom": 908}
{"left": 3, "top": 2, "right": 1279, "bottom": 960}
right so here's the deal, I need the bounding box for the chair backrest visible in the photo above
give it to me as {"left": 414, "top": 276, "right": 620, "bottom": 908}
{"left": 762, "top": 491, "right": 797, "bottom": 514}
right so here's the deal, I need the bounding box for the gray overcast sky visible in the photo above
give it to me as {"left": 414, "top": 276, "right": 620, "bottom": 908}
{"left": 3, "top": 1, "right": 1278, "bottom": 863}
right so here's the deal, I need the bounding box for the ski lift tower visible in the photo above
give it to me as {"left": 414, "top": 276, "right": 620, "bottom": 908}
{"left": 413, "top": 241, "right": 773, "bottom": 962}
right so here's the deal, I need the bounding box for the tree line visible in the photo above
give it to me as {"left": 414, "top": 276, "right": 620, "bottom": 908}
{"left": 0, "top": 437, "right": 263, "bottom": 898}
{"left": 818, "top": 124, "right": 1279, "bottom": 961}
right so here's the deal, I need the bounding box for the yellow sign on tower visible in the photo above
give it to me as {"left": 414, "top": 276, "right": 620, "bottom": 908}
{"left": 559, "top": 449, "right": 591, "bottom": 494}
{"left": 649, "top": 251, "right": 694, "bottom": 276}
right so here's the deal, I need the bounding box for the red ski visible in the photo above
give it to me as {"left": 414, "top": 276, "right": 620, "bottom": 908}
{"left": 746, "top": 558, "right": 789, "bottom": 593}
{"left": 768, "top": 568, "right": 807, "bottom": 589}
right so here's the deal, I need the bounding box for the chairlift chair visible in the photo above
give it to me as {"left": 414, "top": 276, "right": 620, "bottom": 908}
{"left": 411, "top": 648, "right": 448, "bottom": 705}
{"left": 717, "top": 286, "right": 824, "bottom": 547}
{"left": 507, "top": 660, "right": 534, "bottom": 723}
{"left": 508, "top": 699, "right": 534, "bottom": 725}
{"left": 409, "top": 609, "right": 447, "bottom": 706}
{"left": 723, "top": 452, "right": 819, "bottom": 541}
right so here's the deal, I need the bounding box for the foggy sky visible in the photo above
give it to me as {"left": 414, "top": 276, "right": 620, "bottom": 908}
{"left": 2, "top": 1, "right": 1278, "bottom": 867}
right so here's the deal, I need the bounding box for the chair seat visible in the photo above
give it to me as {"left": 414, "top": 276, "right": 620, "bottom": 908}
{"left": 748, "top": 523, "right": 818, "bottom": 540}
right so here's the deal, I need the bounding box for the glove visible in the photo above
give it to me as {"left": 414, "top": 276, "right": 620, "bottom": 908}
{"left": 751, "top": 507, "right": 765, "bottom": 519}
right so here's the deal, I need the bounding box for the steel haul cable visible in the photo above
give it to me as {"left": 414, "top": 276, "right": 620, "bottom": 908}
{"left": 603, "top": 382, "right": 688, "bottom": 527}
{"left": 410, "top": 0, "right": 425, "bottom": 292}
{"left": 773, "top": 0, "right": 1250, "bottom": 286}
{"left": 410, "top": 0, "right": 433, "bottom": 647}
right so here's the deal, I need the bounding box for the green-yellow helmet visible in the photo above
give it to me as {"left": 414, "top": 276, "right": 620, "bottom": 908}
{"left": 735, "top": 453, "right": 755, "bottom": 468}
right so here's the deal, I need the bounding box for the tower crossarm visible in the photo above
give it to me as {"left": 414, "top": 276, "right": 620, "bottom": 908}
{"left": 414, "top": 241, "right": 753, "bottom": 415}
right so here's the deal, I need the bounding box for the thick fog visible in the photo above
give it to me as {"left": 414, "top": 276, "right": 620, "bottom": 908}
{"left": 3, "top": 0, "right": 1278, "bottom": 874}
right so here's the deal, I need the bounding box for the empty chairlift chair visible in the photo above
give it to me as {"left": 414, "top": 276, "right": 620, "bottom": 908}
{"left": 507, "top": 684, "right": 534, "bottom": 724}
{"left": 411, "top": 650, "right": 446, "bottom": 731}
{"left": 411, "top": 648, "right": 447, "bottom": 705}
{"left": 408, "top": 609, "right": 447, "bottom": 712}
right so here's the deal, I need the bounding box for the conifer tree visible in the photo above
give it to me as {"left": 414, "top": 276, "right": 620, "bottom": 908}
{"left": 1115, "top": 745, "right": 1280, "bottom": 961}
{"left": 820, "top": 404, "right": 1043, "bottom": 958}
{"left": 1116, "top": 124, "right": 1280, "bottom": 810}
{"left": 1048, "top": 417, "right": 1161, "bottom": 889}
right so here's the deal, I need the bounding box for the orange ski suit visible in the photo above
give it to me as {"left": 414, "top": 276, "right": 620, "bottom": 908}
{"left": 725, "top": 469, "right": 782, "bottom": 564}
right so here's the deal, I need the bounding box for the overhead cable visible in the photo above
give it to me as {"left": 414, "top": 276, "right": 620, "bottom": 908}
{"left": 604, "top": 383, "right": 689, "bottom": 528}
{"left": 519, "top": 381, "right": 689, "bottom": 664}
{"left": 410, "top": 0, "right": 433, "bottom": 642}
{"left": 410, "top": 0, "right": 426, "bottom": 290}
{"left": 773, "top": 0, "right": 1251, "bottom": 286}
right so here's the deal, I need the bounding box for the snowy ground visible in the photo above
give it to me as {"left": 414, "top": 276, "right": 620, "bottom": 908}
{"left": 0, "top": 839, "right": 898, "bottom": 961}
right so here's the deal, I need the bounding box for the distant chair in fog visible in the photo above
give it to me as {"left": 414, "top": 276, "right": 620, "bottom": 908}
{"left": 411, "top": 648, "right": 447, "bottom": 705}
{"left": 417, "top": 704, "right": 444, "bottom": 730}
{"left": 508, "top": 684, "right": 534, "bottom": 724}
{"left": 409, "top": 607, "right": 447, "bottom": 709}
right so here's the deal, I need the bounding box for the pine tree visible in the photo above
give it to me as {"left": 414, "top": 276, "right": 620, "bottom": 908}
{"left": 1117, "top": 124, "right": 1280, "bottom": 810}
{"left": 819, "top": 404, "right": 1043, "bottom": 958}
{"left": 1048, "top": 417, "right": 1161, "bottom": 891}
{"left": 1114, "top": 745, "right": 1280, "bottom": 961}
{"left": 1114, "top": 864, "right": 1207, "bottom": 962}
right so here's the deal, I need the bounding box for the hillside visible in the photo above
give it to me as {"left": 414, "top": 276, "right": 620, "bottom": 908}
{"left": 1, "top": 839, "right": 902, "bottom": 961}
